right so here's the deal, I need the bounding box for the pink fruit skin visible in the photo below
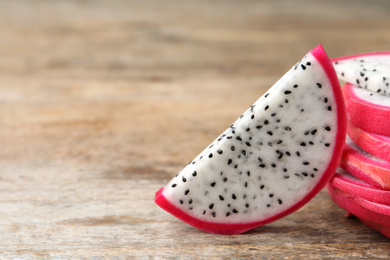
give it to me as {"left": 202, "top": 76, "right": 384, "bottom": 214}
{"left": 331, "top": 52, "right": 390, "bottom": 63}
{"left": 342, "top": 83, "right": 390, "bottom": 136}
{"left": 327, "top": 184, "right": 390, "bottom": 227}
{"left": 155, "top": 45, "right": 347, "bottom": 235}
{"left": 340, "top": 141, "right": 390, "bottom": 190}
{"left": 358, "top": 217, "right": 390, "bottom": 238}
{"left": 347, "top": 122, "right": 390, "bottom": 162}
{"left": 330, "top": 171, "right": 390, "bottom": 205}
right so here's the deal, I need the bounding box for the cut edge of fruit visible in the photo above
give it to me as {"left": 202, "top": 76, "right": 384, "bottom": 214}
{"left": 331, "top": 52, "right": 390, "bottom": 63}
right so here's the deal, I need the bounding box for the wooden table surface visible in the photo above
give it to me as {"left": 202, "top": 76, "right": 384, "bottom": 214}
{"left": 0, "top": 0, "right": 389, "bottom": 258}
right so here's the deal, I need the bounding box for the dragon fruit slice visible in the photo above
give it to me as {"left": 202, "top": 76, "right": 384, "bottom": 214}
{"left": 340, "top": 137, "right": 390, "bottom": 190}
{"left": 330, "top": 168, "right": 390, "bottom": 205}
{"left": 342, "top": 83, "right": 390, "bottom": 136}
{"left": 347, "top": 123, "right": 390, "bottom": 162}
{"left": 358, "top": 217, "right": 390, "bottom": 238}
{"left": 155, "top": 45, "right": 347, "bottom": 234}
{"left": 332, "top": 52, "right": 390, "bottom": 96}
{"left": 327, "top": 184, "right": 390, "bottom": 227}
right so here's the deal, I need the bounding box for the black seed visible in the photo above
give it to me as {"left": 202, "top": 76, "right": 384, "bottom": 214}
{"left": 271, "top": 113, "right": 276, "bottom": 117}
{"left": 247, "top": 171, "right": 251, "bottom": 176}
{"left": 267, "top": 204, "right": 271, "bottom": 207}
{"left": 278, "top": 199, "right": 283, "bottom": 205}
{"left": 182, "top": 176, "right": 187, "bottom": 182}
{"left": 251, "top": 115, "right": 255, "bottom": 120}
{"left": 226, "top": 212, "right": 231, "bottom": 217}
{"left": 325, "top": 143, "right": 330, "bottom": 147}
{"left": 260, "top": 185, "right": 265, "bottom": 189}
{"left": 242, "top": 150, "right": 246, "bottom": 156}
{"left": 313, "top": 168, "right": 318, "bottom": 171}
{"left": 267, "top": 131, "right": 273, "bottom": 136}
{"left": 211, "top": 182, "right": 216, "bottom": 187}
{"left": 306, "top": 62, "right": 311, "bottom": 66}
{"left": 259, "top": 164, "right": 266, "bottom": 168}
{"left": 278, "top": 153, "right": 283, "bottom": 159}
{"left": 269, "top": 193, "right": 274, "bottom": 198}
{"left": 185, "top": 189, "right": 190, "bottom": 195}
{"left": 303, "top": 161, "right": 310, "bottom": 165}
{"left": 283, "top": 168, "right": 287, "bottom": 172}
{"left": 232, "top": 209, "right": 239, "bottom": 214}
{"left": 356, "top": 79, "right": 360, "bottom": 84}
{"left": 227, "top": 159, "right": 232, "bottom": 165}
{"left": 231, "top": 146, "right": 235, "bottom": 151}
{"left": 234, "top": 164, "right": 238, "bottom": 169}
{"left": 365, "top": 77, "right": 369, "bottom": 82}
{"left": 324, "top": 97, "right": 328, "bottom": 103}
{"left": 209, "top": 144, "right": 214, "bottom": 149}
{"left": 285, "top": 127, "right": 292, "bottom": 131}
{"left": 203, "top": 210, "right": 206, "bottom": 215}
{"left": 171, "top": 184, "right": 177, "bottom": 188}
{"left": 311, "top": 174, "right": 315, "bottom": 177}
{"left": 377, "top": 89, "right": 381, "bottom": 93}
{"left": 300, "top": 142, "right": 306, "bottom": 146}
{"left": 317, "top": 83, "right": 322, "bottom": 88}
{"left": 302, "top": 172, "right": 308, "bottom": 177}
{"left": 301, "top": 64, "right": 306, "bottom": 70}
{"left": 264, "top": 120, "right": 269, "bottom": 125}
{"left": 360, "top": 72, "right": 365, "bottom": 77}
{"left": 286, "top": 151, "right": 291, "bottom": 156}
{"left": 265, "top": 93, "right": 270, "bottom": 98}
{"left": 212, "top": 212, "right": 216, "bottom": 217}
{"left": 246, "top": 127, "right": 250, "bottom": 132}
{"left": 223, "top": 177, "right": 228, "bottom": 182}
{"left": 277, "top": 140, "right": 283, "bottom": 144}
{"left": 258, "top": 157, "right": 263, "bottom": 162}
{"left": 285, "top": 99, "right": 289, "bottom": 103}
{"left": 296, "top": 151, "right": 301, "bottom": 157}
{"left": 284, "top": 90, "right": 292, "bottom": 95}
{"left": 227, "top": 136, "right": 232, "bottom": 139}
{"left": 309, "top": 141, "right": 314, "bottom": 145}
{"left": 217, "top": 150, "right": 223, "bottom": 154}
{"left": 209, "top": 203, "right": 214, "bottom": 209}
{"left": 189, "top": 199, "right": 193, "bottom": 204}
{"left": 284, "top": 176, "right": 290, "bottom": 179}
{"left": 219, "top": 195, "right": 224, "bottom": 201}
{"left": 256, "top": 125, "right": 263, "bottom": 129}
{"left": 293, "top": 84, "right": 298, "bottom": 88}
{"left": 265, "top": 105, "right": 269, "bottom": 110}
{"left": 236, "top": 136, "right": 242, "bottom": 141}
{"left": 311, "top": 129, "right": 317, "bottom": 135}
{"left": 245, "top": 203, "right": 249, "bottom": 208}
{"left": 327, "top": 106, "right": 332, "bottom": 111}
{"left": 244, "top": 182, "right": 248, "bottom": 188}
{"left": 246, "top": 142, "right": 251, "bottom": 147}
{"left": 301, "top": 109, "right": 304, "bottom": 112}
{"left": 325, "top": 126, "right": 331, "bottom": 131}
{"left": 304, "top": 130, "right": 310, "bottom": 135}
{"left": 341, "top": 72, "right": 345, "bottom": 77}
{"left": 271, "top": 163, "right": 276, "bottom": 168}
{"left": 180, "top": 200, "right": 184, "bottom": 204}
{"left": 232, "top": 194, "right": 237, "bottom": 200}
{"left": 209, "top": 153, "right": 213, "bottom": 158}
{"left": 192, "top": 171, "right": 197, "bottom": 177}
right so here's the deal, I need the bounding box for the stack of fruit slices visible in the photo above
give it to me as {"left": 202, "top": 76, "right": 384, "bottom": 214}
{"left": 329, "top": 53, "right": 390, "bottom": 238}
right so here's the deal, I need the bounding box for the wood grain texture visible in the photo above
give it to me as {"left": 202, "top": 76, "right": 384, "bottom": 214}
{"left": 0, "top": 0, "right": 389, "bottom": 258}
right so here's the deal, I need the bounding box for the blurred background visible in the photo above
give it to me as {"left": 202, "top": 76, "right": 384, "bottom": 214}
{"left": 0, "top": 0, "right": 389, "bottom": 257}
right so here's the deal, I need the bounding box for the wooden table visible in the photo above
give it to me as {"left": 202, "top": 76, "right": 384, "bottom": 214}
{"left": 0, "top": 0, "right": 389, "bottom": 258}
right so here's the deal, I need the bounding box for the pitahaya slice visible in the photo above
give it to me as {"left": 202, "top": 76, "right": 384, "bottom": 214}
{"left": 155, "top": 45, "right": 347, "bottom": 234}
{"left": 342, "top": 83, "right": 390, "bottom": 136}
{"left": 327, "top": 184, "right": 390, "bottom": 227}
{"left": 332, "top": 52, "right": 390, "bottom": 96}
{"left": 340, "top": 137, "right": 390, "bottom": 190}
{"left": 358, "top": 217, "right": 390, "bottom": 238}
{"left": 347, "top": 123, "right": 390, "bottom": 162}
{"left": 330, "top": 168, "right": 390, "bottom": 205}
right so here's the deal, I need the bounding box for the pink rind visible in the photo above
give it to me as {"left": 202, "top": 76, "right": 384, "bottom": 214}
{"left": 358, "top": 217, "right": 390, "bottom": 238}
{"left": 331, "top": 52, "right": 390, "bottom": 63}
{"left": 343, "top": 83, "right": 390, "bottom": 136}
{"left": 340, "top": 141, "right": 390, "bottom": 190}
{"left": 155, "top": 45, "right": 347, "bottom": 234}
{"left": 330, "top": 171, "right": 390, "bottom": 205}
{"left": 347, "top": 123, "right": 390, "bottom": 162}
{"left": 327, "top": 184, "right": 390, "bottom": 227}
